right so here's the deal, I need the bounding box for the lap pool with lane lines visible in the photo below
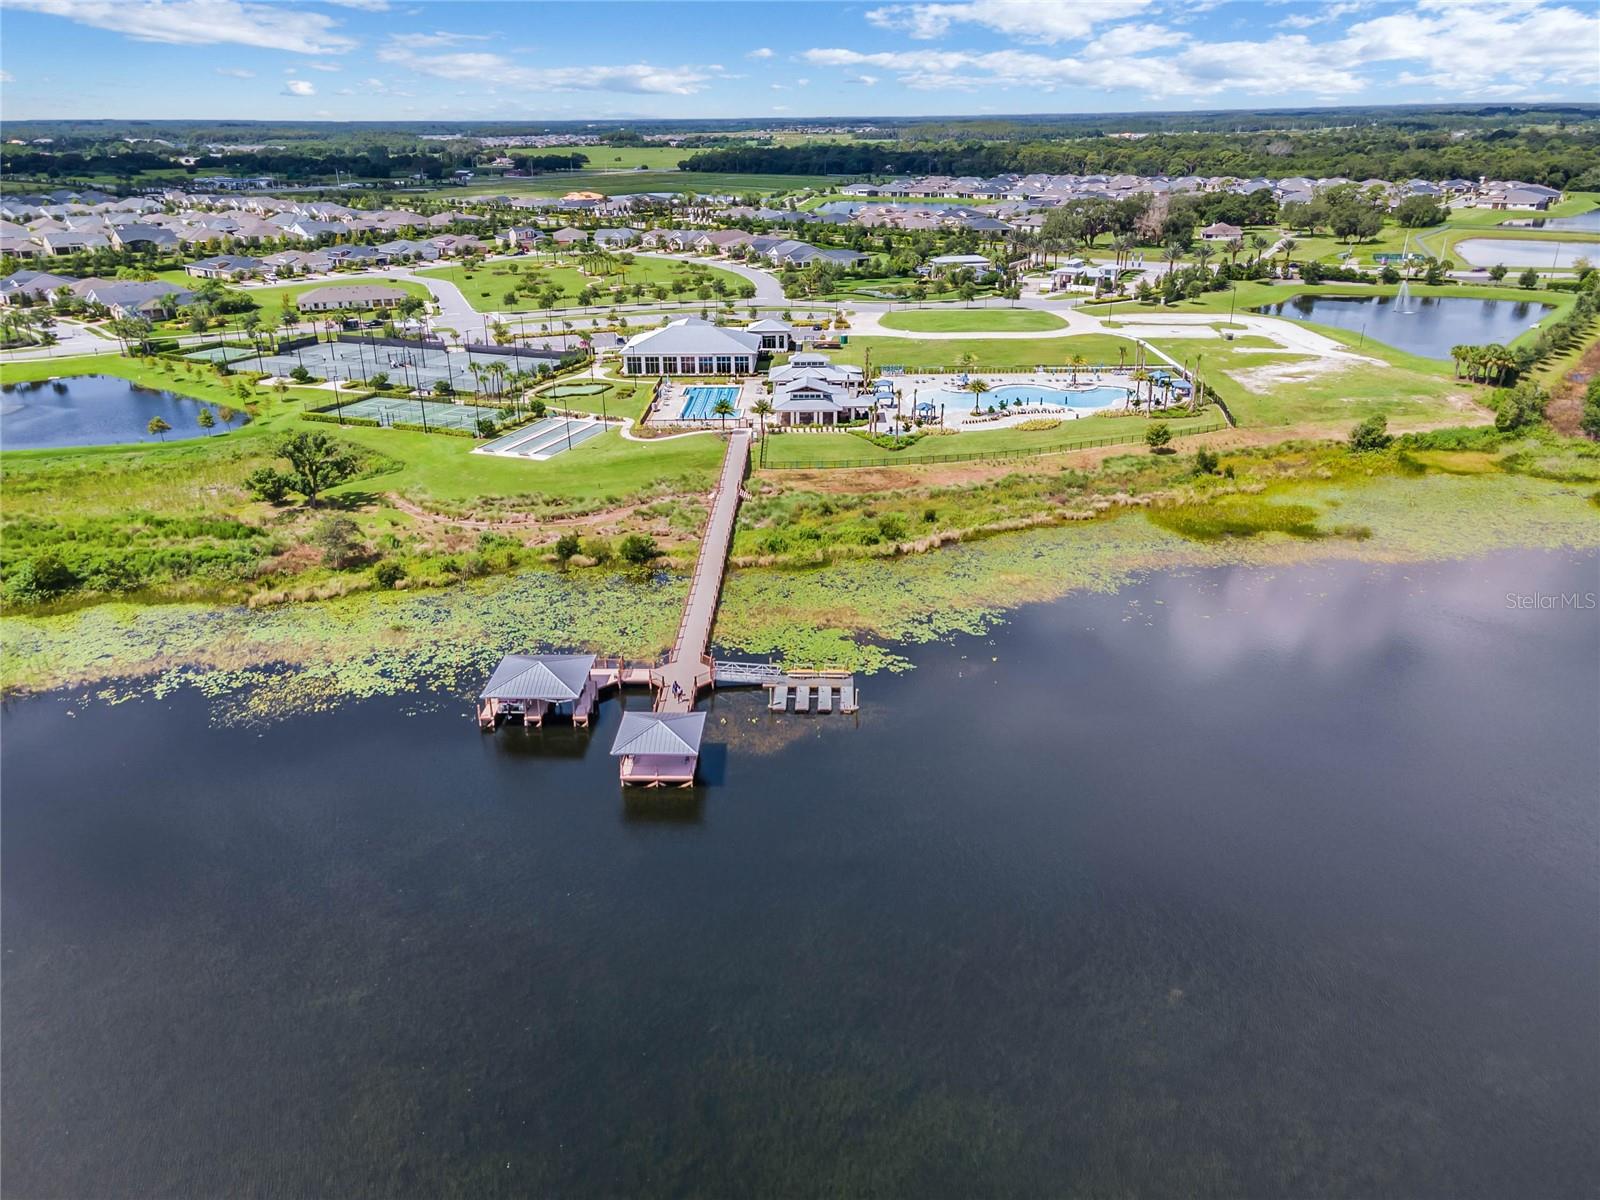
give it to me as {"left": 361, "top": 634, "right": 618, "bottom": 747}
{"left": 680, "top": 385, "right": 742, "bottom": 420}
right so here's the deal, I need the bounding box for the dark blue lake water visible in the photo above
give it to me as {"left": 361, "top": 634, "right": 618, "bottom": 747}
{"left": 3, "top": 550, "right": 1597, "bottom": 1197}
{"left": 1257, "top": 294, "right": 1551, "bottom": 359}
{"left": 1515, "top": 209, "right": 1600, "bottom": 232}
{"left": 1, "top": 375, "right": 246, "bottom": 450}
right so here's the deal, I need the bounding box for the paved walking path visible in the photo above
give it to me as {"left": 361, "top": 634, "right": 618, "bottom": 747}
{"left": 654, "top": 430, "right": 751, "bottom": 713}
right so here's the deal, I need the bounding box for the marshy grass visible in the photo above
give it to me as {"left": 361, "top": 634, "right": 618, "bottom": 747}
{"left": 1148, "top": 497, "right": 1327, "bottom": 541}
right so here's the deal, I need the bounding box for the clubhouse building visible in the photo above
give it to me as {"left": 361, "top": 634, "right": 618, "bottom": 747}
{"left": 620, "top": 316, "right": 764, "bottom": 376}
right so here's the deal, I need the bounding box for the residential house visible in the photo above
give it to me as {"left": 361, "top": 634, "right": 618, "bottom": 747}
{"left": 185, "top": 254, "right": 264, "bottom": 280}
{"left": 0, "top": 269, "right": 74, "bottom": 305}
{"left": 592, "top": 227, "right": 641, "bottom": 248}
{"left": 920, "top": 253, "right": 996, "bottom": 279}
{"left": 297, "top": 284, "right": 409, "bottom": 312}
{"left": 551, "top": 227, "right": 588, "bottom": 247}
{"left": 1200, "top": 222, "right": 1244, "bottom": 243}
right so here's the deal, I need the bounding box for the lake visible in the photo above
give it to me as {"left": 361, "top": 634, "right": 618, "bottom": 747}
{"left": 3, "top": 550, "right": 1597, "bottom": 1197}
{"left": 1506, "top": 208, "right": 1600, "bottom": 233}
{"left": 1256, "top": 294, "right": 1552, "bottom": 359}
{"left": 1454, "top": 238, "right": 1600, "bottom": 268}
{"left": 0, "top": 375, "right": 245, "bottom": 450}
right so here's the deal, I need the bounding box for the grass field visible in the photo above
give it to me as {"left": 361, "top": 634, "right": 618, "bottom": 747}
{"left": 514, "top": 145, "right": 690, "bottom": 171}
{"left": 433, "top": 171, "right": 842, "bottom": 198}
{"left": 828, "top": 334, "right": 1140, "bottom": 372}
{"left": 759, "top": 411, "right": 1221, "bottom": 466}
{"left": 0, "top": 353, "right": 719, "bottom": 507}
{"left": 417, "top": 254, "right": 753, "bottom": 313}
{"left": 879, "top": 308, "right": 1069, "bottom": 333}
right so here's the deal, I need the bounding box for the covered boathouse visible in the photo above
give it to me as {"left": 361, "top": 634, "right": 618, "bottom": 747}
{"left": 477, "top": 653, "right": 599, "bottom": 728}
{"left": 609, "top": 711, "right": 706, "bottom": 787}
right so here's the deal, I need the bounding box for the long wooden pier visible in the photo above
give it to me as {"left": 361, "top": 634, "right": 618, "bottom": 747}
{"left": 652, "top": 429, "right": 750, "bottom": 714}
{"left": 609, "top": 431, "right": 750, "bottom": 786}
{"left": 480, "top": 429, "right": 857, "bottom": 786}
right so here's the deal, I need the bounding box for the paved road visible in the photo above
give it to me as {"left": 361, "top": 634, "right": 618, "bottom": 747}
{"left": 0, "top": 318, "right": 119, "bottom": 361}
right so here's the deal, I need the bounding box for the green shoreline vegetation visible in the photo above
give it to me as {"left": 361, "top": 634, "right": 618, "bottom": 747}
{"left": 5, "top": 250, "right": 1599, "bottom": 717}
{"left": 4, "top": 421, "right": 1599, "bottom": 717}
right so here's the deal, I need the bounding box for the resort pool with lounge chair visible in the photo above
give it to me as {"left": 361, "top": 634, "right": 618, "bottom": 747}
{"left": 932, "top": 383, "right": 1129, "bottom": 410}
{"left": 680, "top": 385, "right": 742, "bottom": 420}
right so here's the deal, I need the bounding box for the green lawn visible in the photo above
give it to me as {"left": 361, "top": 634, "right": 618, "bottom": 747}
{"left": 0, "top": 352, "right": 720, "bottom": 506}
{"left": 417, "top": 254, "right": 753, "bottom": 313}
{"left": 432, "top": 171, "right": 842, "bottom": 198}
{"left": 879, "top": 308, "right": 1068, "bottom": 333}
{"left": 759, "top": 411, "right": 1222, "bottom": 467}
{"left": 513, "top": 145, "right": 689, "bottom": 171}
{"left": 1145, "top": 334, "right": 1478, "bottom": 429}
{"left": 535, "top": 377, "right": 654, "bottom": 421}
{"left": 829, "top": 334, "right": 1140, "bottom": 372}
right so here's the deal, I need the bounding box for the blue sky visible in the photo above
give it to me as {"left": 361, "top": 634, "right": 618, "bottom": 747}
{"left": 1, "top": 0, "right": 1596, "bottom": 122}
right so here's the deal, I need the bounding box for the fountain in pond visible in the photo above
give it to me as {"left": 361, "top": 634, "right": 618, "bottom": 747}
{"left": 1395, "top": 232, "right": 1414, "bottom": 314}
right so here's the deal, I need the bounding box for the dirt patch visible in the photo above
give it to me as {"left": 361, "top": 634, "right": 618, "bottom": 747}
{"left": 1226, "top": 353, "right": 1379, "bottom": 394}
{"left": 1546, "top": 337, "right": 1600, "bottom": 436}
{"left": 387, "top": 493, "right": 651, "bottom": 531}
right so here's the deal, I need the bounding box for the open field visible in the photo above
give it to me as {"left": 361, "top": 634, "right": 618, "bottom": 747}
{"left": 417, "top": 254, "right": 753, "bottom": 313}
{"left": 512, "top": 145, "right": 690, "bottom": 171}
{"left": 879, "top": 308, "right": 1068, "bottom": 333}
{"left": 827, "top": 334, "right": 1140, "bottom": 372}
{"left": 759, "top": 411, "right": 1222, "bottom": 466}
{"left": 429, "top": 171, "right": 842, "bottom": 198}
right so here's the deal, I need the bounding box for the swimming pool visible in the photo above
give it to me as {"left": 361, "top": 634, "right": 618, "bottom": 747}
{"left": 681, "top": 385, "right": 742, "bottom": 420}
{"left": 933, "top": 383, "right": 1128, "bottom": 410}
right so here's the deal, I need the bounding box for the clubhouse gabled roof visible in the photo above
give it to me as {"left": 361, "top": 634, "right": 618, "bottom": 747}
{"left": 479, "top": 653, "right": 596, "bottom": 703}
{"left": 609, "top": 712, "right": 706, "bottom": 758}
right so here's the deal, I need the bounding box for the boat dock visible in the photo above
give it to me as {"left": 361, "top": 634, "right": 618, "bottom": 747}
{"left": 478, "top": 430, "right": 858, "bottom": 787}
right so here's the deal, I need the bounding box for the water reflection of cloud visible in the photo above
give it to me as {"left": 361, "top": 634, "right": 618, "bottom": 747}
{"left": 1109, "top": 553, "right": 1594, "bottom": 681}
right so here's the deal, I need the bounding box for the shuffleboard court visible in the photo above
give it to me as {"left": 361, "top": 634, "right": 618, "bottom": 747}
{"left": 477, "top": 416, "right": 608, "bottom": 459}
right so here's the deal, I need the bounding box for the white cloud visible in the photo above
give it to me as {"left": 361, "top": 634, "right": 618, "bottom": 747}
{"left": 377, "top": 41, "right": 711, "bottom": 94}
{"left": 282, "top": 79, "right": 316, "bottom": 96}
{"left": 6, "top": 0, "right": 357, "bottom": 54}
{"left": 746, "top": 46, "right": 774, "bottom": 59}
{"left": 1337, "top": 0, "right": 1600, "bottom": 93}
{"left": 852, "top": 73, "right": 880, "bottom": 86}
{"left": 802, "top": 39, "right": 1364, "bottom": 97}
{"left": 322, "top": 0, "right": 389, "bottom": 9}
{"left": 386, "top": 30, "right": 490, "bottom": 49}
{"left": 866, "top": 0, "right": 1154, "bottom": 44}
{"left": 214, "top": 66, "right": 255, "bottom": 77}
{"left": 301, "top": 62, "right": 342, "bottom": 72}
{"left": 0, "top": 70, "right": 14, "bottom": 83}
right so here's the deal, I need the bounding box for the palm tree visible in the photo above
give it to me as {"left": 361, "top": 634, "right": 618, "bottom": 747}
{"left": 1279, "top": 238, "right": 1298, "bottom": 273}
{"left": 751, "top": 395, "right": 774, "bottom": 437}
{"left": 1161, "top": 242, "right": 1184, "bottom": 275}
{"left": 1481, "top": 343, "right": 1516, "bottom": 385}
{"left": 1225, "top": 236, "right": 1244, "bottom": 266}
{"left": 968, "top": 377, "right": 990, "bottom": 414}
{"left": 1130, "top": 368, "right": 1151, "bottom": 413}
{"left": 1249, "top": 233, "right": 1269, "bottom": 263}
{"left": 1069, "top": 353, "right": 1088, "bottom": 384}
{"left": 711, "top": 395, "right": 736, "bottom": 430}
{"left": 1194, "top": 244, "right": 1216, "bottom": 274}
{"left": 147, "top": 416, "right": 171, "bottom": 441}
{"left": 1449, "top": 344, "right": 1470, "bottom": 379}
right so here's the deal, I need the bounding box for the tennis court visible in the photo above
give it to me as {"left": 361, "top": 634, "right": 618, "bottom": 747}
{"left": 202, "top": 340, "right": 561, "bottom": 392}
{"left": 680, "top": 385, "right": 741, "bottom": 420}
{"left": 327, "top": 395, "right": 505, "bottom": 431}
